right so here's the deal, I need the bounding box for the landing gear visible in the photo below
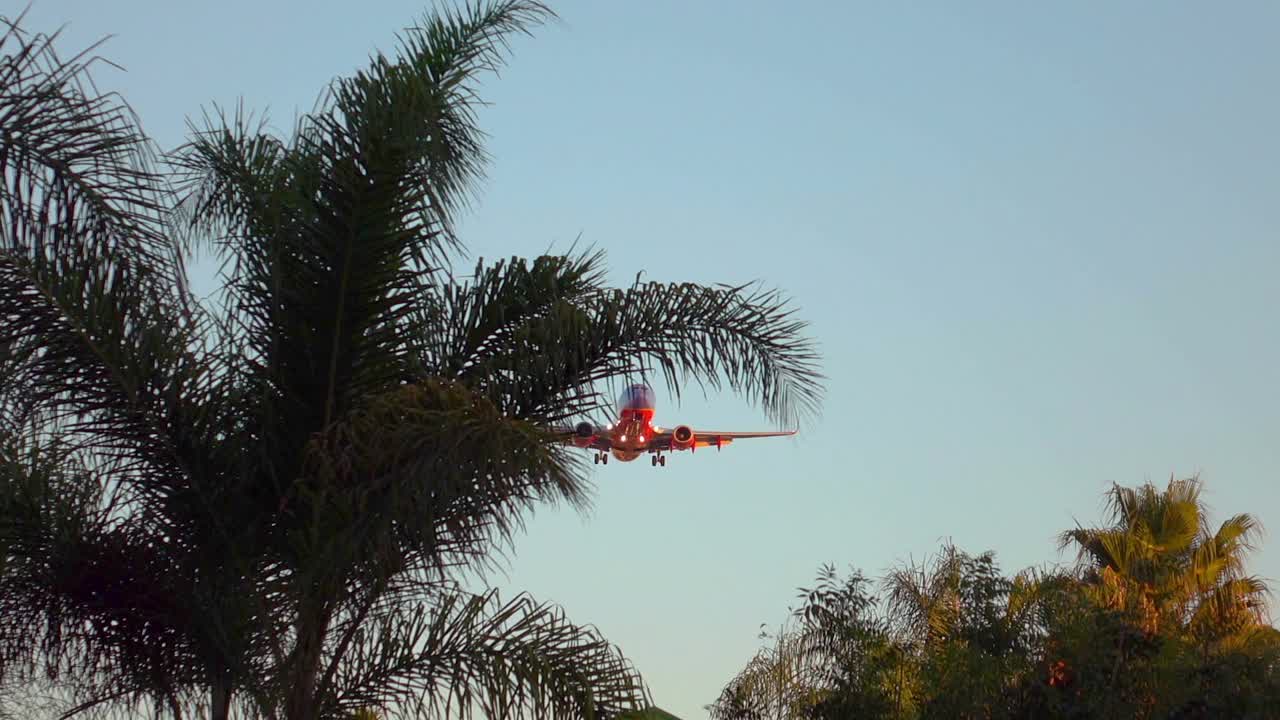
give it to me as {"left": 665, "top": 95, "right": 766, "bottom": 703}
{"left": 651, "top": 454, "right": 667, "bottom": 467}
{"left": 594, "top": 452, "right": 608, "bottom": 465}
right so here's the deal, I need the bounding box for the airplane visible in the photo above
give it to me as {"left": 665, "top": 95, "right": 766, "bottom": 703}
{"left": 560, "top": 384, "right": 796, "bottom": 467}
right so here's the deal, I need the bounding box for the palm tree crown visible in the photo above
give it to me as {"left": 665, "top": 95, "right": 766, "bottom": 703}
{"left": 1059, "top": 475, "right": 1269, "bottom": 643}
{"left": 0, "top": 3, "right": 823, "bottom": 718}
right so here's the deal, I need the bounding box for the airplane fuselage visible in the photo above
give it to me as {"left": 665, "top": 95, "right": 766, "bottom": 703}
{"left": 568, "top": 383, "right": 794, "bottom": 466}
{"left": 609, "top": 385, "right": 657, "bottom": 462}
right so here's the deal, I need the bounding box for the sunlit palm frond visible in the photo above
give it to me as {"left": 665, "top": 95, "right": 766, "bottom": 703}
{"left": 1189, "top": 513, "right": 1264, "bottom": 589}
{"left": 708, "top": 640, "right": 813, "bottom": 720}
{"left": 883, "top": 545, "right": 967, "bottom": 647}
{"left": 1064, "top": 477, "right": 1273, "bottom": 644}
{"left": 711, "top": 566, "right": 904, "bottom": 720}
{"left": 1004, "top": 568, "right": 1055, "bottom": 634}
{"left": 1058, "top": 526, "right": 1108, "bottom": 568}
{"left": 1104, "top": 477, "right": 1201, "bottom": 555}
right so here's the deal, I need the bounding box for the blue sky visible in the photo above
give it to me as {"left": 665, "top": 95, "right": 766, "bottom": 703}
{"left": 17, "top": 1, "right": 1280, "bottom": 717}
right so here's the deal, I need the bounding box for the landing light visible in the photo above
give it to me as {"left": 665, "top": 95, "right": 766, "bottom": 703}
{"left": 621, "top": 435, "right": 627, "bottom": 442}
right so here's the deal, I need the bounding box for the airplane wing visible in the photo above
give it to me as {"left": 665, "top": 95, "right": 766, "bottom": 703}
{"left": 646, "top": 428, "right": 795, "bottom": 452}
{"left": 551, "top": 424, "right": 613, "bottom": 451}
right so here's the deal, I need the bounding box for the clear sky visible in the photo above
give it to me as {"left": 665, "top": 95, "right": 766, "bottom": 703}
{"left": 17, "top": 1, "right": 1280, "bottom": 717}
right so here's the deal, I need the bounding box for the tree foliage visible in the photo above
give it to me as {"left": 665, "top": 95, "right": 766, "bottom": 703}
{"left": 0, "top": 4, "right": 823, "bottom": 719}
{"left": 710, "top": 478, "right": 1280, "bottom": 720}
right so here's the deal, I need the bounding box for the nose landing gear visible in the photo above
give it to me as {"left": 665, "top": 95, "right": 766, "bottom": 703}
{"left": 594, "top": 452, "right": 609, "bottom": 465}
{"left": 650, "top": 454, "right": 666, "bottom": 467}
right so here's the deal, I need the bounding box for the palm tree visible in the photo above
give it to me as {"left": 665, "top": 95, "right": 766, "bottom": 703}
{"left": 882, "top": 546, "right": 970, "bottom": 653}
{"left": 0, "top": 3, "right": 823, "bottom": 719}
{"left": 709, "top": 552, "right": 1055, "bottom": 720}
{"left": 1059, "top": 475, "right": 1270, "bottom": 645}
{"left": 882, "top": 545, "right": 1048, "bottom": 719}
{"left": 708, "top": 566, "right": 906, "bottom": 720}
{"left": 1049, "top": 478, "right": 1275, "bottom": 717}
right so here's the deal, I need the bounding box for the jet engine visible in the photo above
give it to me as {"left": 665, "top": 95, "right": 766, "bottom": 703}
{"left": 670, "top": 425, "right": 695, "bottom": 450}
{"left": 572, "top": 421, "right": 596, "bottom": 448}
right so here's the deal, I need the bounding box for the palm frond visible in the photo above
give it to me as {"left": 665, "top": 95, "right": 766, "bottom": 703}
{"left": 0, "top": 16, "right": 278, "bottom": 717}
{"left": 293, "top": 378, "right": 590, "bottom": 582}
{"left": 0, "top": 10, "right": 181, "bottom": 289}
{"left": 0, "top": 431, "right": 195, "bottom": 711}
{"left": 373, "top": 0, "right": 555, "bottom": 237}
{"left": 711, "top": 565, "right": 904, "bottom": 720}
{"left": 883, "top": 545, "right": 968, "bottom": 646}
{"left": 423, "top": 252, "right": 606, "bottom": 380}
{"left": 1065, "top": 476, "right": 1273, "bottom": 643}
{"left": 708, "top": 638, "right": 817, "bottom": 720}
{"left": 325, "top": 588, "right": 649, "bottom": 720}
{"left": 167, "top": 3, "right": 558, "bottom": 509}
{"left": 170, "top": 103, "right": 289, "bottom": 255}
{"left": 0, "top": 8, "right": 204, "bottom": 503}
{"left": 440, "top": 264, "right": 824, "bottom": 428}
{"left": 4, "top": 3, "right": 828, "bottom": 716}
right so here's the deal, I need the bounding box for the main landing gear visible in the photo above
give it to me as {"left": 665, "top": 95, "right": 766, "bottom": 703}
{"left": 650, "top": 454, "right": 666, "bottom": 467}
{"left": 594, "top": 452, "right": 609, "bottom": 465}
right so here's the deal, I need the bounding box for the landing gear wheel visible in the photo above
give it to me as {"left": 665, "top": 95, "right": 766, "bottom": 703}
{"left": 659, "top": 456, "right": 666, "bottom": 467}
{"left": 602, "top": 453, "right": 608, "bottom": 465}
{"left": 651, "top": 455, "right": 657, "bottom": 467}
{"left": 593, "top": 453, "right": 600, "bottom": 465}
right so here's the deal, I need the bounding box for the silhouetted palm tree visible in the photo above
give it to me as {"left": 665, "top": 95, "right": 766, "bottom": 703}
{"left": 0, "top": 3, "right": 823, "bottom": 719}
